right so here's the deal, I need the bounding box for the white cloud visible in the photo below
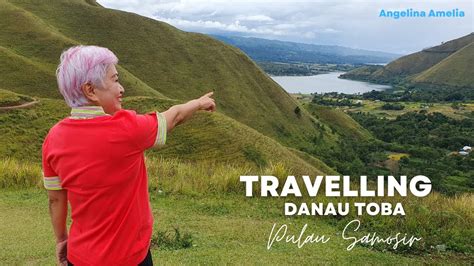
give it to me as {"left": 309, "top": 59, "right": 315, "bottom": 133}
{"left": 98, "top": 0, "right": 473, "bottom": 53}
{"left": 236, "top": 15, "right": 274, "bottom": 22}
{"left": 322, "top": 28, "right": 339, "bottom": 33}
{"left": 155, "top": 16, "right": 286, "bottom": 36}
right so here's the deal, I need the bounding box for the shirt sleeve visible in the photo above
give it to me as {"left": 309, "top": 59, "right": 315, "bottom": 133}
{"left": 130, "top": 111, "right": 167, "bottom": 151}
{"left": 41, "top": 134, "right": 63, "bottom": 190}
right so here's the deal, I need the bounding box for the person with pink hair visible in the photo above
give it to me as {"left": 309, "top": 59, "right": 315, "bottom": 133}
{"left": 43, "top": 45, "right": 215, "bottom": 265}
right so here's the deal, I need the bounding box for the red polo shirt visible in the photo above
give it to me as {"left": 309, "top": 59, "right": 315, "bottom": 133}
{"left": 42, "top": 106, "right": 167, "bottom": 265}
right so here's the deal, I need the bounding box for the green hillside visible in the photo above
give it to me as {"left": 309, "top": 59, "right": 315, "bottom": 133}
{"left": 0, "top": 89, "right": 34, "bottom": 107}
{"left": 0, "top": 0, "right": 329, "bottom": 151}
{"left": 412, "top": 42, "right": 474, "bottom": 88}
{"left": 125, "top": 96, "right": 335, "bottom": 175}
{"left": 303, "top": 104, "right": 372, "bottom": 141}
{"left": 372, "top": 33, "right": 473, "bottom": 82}
{"left": 0, "top": 1, "right": 166, "bottom": 99}
{"left": 0, "top": 90, "right": 335, "bottom": 176}
{"left": 341, "top": 33, "right": 474, "bottom": 86}
{"left": 338, "top": 65, "right": 383, "bottom": 82}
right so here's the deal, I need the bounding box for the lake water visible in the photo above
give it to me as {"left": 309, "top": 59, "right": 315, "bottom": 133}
{"left": 271, "top": 72, "right": 391, "bottom": 94}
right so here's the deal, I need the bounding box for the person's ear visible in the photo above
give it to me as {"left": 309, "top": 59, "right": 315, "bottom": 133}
{"left": 81, "top": 82, "right": 99, "bottom": 102}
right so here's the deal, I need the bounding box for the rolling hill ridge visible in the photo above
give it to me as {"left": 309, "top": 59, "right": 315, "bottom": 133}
{"left": 0, "top": 0, "right": 335, "bottom": 150}
{"left": 341, "top": 33, "right": 474, "bottom": 90}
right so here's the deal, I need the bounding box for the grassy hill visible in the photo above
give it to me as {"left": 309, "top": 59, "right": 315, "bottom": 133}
{"left": 0, "top": 1, "right": 166, "bottom": 99}
{"left": 412, "top": 42, "right": 474, "bottom": 88}
{"left": 341, "top": 33, "right": 474, "bottom": 87}
{"left": 0, "top": 0, "right": 371, "bottom": 178}
{"left": 374, "top": 33, "right": 473, "bottom": 80}
{"left": 0, "top": 0, "right": 331, "bottom": 152}
{"left": 303, "top": 104, "right": 372, "bottom": 141}
{"left": 0, "top": 89, "right": 34, "bottom": 107}
{"left": 0, "top": 89, "right": 335, "bottom": 176}
{"left": 125, "top": 96, "right": 336, "bottom": 175}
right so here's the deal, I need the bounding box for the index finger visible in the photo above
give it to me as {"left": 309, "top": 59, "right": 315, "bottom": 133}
{"left": 203, "top": 91, "right": 214, "bottom": 98}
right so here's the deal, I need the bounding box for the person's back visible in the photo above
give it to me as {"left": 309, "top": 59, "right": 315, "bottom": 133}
{"left": 43, "top": 45, "right": 216, "bottom": 265}
{"left": 43, "top": 107, "right": 166, "bottom": 264}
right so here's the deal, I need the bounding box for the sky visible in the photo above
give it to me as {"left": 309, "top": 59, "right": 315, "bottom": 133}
{"left": 97, "top": 0, "right": 473, "bottom": 54}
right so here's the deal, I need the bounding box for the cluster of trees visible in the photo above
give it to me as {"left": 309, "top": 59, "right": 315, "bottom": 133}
{"left": 302, "top": 89, "right": 473, "bottom": 194}
{"left": 257, "top": 62, "right": 324, "bottom": 76}
{"left": 256, "top": 62, "right": 356, "bottom": 76}
{"left": 311, "top": 94, "right": 362, "bottom": 107}
{"left": 381, "top": 103, "right": 405, "bottom": 110}
{"left": 315, "top": 85, "right": 473, "bottom": 105}
{"left": 351, "top": 111, "right": 473, "bottom": 150}
{"left": 347, "top": 111, "right": 473, "bottom": 194}
{"left": 301, "top": 106, "right": 472, "bottom": 195}
{"left": 362, "top": 85, "right": 474, "bottom": 102}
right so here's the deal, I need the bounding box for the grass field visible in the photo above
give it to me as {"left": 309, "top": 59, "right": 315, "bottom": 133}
{"left": 1, "top": 188, "right": 470, "bottom": 265}
{"left": 387, "top": 153, "right": 409, "bottom": 161}
{"left": 291, "top": 93, "right": 474, "bottom": 120}
{"left": 345, "top": 100, "right": 474, "bottom": 120}
{"left": 1, "top": 157, "right": 472, "bottom": 264}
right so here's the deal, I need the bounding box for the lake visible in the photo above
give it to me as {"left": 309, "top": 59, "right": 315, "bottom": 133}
{"left": 271, "top": 72, "right": 391, "bottom": 94}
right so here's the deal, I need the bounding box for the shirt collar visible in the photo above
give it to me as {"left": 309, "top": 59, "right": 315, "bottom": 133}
{"left": 70, "top": 106, "right": 111, "bottom": 120}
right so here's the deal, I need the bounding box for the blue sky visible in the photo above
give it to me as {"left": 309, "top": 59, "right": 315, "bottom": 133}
{"left": 98, "top": 0, "right": 473, "bottom": 54}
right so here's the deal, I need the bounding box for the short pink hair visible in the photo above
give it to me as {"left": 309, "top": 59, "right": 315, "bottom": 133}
{"left": 56, "top": 45, "right": 118, "bottom": 107}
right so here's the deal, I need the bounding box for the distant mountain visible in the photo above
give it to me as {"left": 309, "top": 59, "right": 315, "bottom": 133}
{"left": 209, "top": 34, "right": 401, "bottom": 64}
{"left": 341, "top": 33, "right": 474, "bottom": 89}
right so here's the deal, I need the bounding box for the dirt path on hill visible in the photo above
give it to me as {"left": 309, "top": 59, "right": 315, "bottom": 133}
{"left": 0, "top": 99, "right": 39, "bottom": 110}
